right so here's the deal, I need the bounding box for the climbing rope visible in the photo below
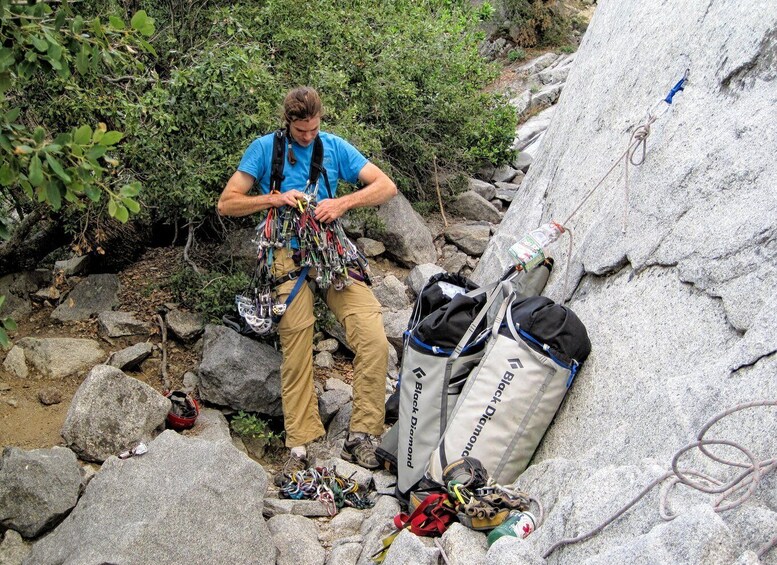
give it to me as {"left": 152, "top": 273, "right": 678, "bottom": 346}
{"left": 542, "top": 399, "right": 777, "bottom": 559}
{"left": 278, "top": 465, "right": 375, "bottom": 516}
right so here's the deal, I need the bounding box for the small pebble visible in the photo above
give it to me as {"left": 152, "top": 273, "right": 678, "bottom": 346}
{"left": 6, "top": 398, "right": 17, "bottom": 407}
{"left": 38, "top": 387, "right": 63, "bottom": 406}
{"left": 0, "top": 381, "right": 11, "bottom": 392}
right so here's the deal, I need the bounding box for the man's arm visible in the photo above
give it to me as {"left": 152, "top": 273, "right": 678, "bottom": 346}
{"left": 314, "top": 163, "right": 397, "bottom": 224}
{"left": 217, "top": 171, "right": 306, "bottom": 217}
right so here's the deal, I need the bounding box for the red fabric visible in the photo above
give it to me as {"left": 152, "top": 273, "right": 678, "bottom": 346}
{"left": 393, "top": 493, "right": 456, "bottom": 536}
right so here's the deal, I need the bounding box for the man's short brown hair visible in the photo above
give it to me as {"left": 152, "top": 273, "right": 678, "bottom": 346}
{"left": 283, "top": 87, "right": 322, "bottom": 124}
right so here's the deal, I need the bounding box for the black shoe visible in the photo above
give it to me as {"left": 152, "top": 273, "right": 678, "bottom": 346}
{"left": 342, "top": 436, "right": 379, "bottom": 470}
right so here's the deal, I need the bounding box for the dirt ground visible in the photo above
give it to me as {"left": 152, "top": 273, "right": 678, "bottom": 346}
{"left": 0, "top": 242, "right": 411, "bottom": 455}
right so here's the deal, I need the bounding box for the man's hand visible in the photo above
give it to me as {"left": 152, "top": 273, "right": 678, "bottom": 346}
{"left": 314, "top": 197, "right": 348, "bottom": 223}
{"left": 275, "top": 189, "right": 307, "bottom": 209}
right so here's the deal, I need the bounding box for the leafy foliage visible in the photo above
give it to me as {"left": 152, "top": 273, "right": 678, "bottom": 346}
{"left": 168, "top": 267, "right": 250, "bottom": 323}
{"left": 0, "top": 294, "right": 16, "bottom": 346}
{"left": 230, "top": 410, "right": 284, "bottom": 443}
{"left": 495, "top": 0, "right": 571, "bottom": 47}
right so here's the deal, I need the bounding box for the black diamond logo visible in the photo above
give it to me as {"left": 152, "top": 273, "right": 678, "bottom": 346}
{"left": 412, "top": 367, "right": 426, "bottom": 378}
{"left": 508, "top": 358, "right": 523, "bottom": 369}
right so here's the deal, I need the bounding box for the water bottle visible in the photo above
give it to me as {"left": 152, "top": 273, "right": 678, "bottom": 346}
{"left": 487, "top": 510, "right": 537, "bottom": 547}
{"left": 508, "top": 221, "right": 565, "bottom": 271}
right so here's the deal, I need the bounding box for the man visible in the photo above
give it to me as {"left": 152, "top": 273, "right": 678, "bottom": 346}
{"left": 218, "top": 87, "right": 397, "bottom": 474}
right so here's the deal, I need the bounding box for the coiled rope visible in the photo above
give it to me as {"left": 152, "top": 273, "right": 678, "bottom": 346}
{"left": 542, "top": 399, "right": 777, "bottom": 560}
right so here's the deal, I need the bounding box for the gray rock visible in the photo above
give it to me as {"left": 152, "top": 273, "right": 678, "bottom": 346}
{"left": 382, "top": 308, "right": 412, "bottom": 351}
{"left": 383, "top": 528, "right": 439, "bottom": 565}
{"left": 263, "top": 498, "right": 330, "bottom": 518}
{"left": 0, "top": 272, "right": 47, "bottom": 320}
{"left": 61, "top": 365, "right": 170, "bottom": 463}
{"left": 450, "top": 191, "right": 502, "bottom": 224}
{"left": 521, "top": 131, "right": 546, "bottom": 160}
{"left": 326, "top": 401, "right": 352, "bottom": 443}
{"left": 314, "top": 350, "right": 335, "bottom": 369}
{"left": 444, "top": 222, "right": 491, "bottom": 256}
{"left": 107, "top": 342, "right": 153, "bottom": 370}
{"left": 16, "top": 337, "right": 104, "bottom": 379}
{"left": 25, "top": 431, "right": 275, "bottom": 565}
{"left": 486, "top": 536, "right": 544, "bottom": 565}
{"left": 97, "top": 311, "right": 151, "bottom": 338}
{"left": 3, "top": 346, "right": 27, "bottom": 379}
{"left": 315, "top": 338, "right": 339, "bottom": 353}
{"left": 31, "top": 286, "right": 60, "bottom": 302}
{"left": 357, "top": 237, "right": 386, "bottom": 257}
{"left": 37, "top": 387, "right": 62, "bottom": 405}
{"left": 468, "top": 178, "right": 496, "bottom": 201}
{"left": 267, "top": 514, "right": 325, "bottom": 565}
{"left": 440, "top": 246, "right": 469, "bottom": 275}
{"left": 491, "top": 165, "right": 519, "bottom": 184}
{"left": 508, "top": 89, "right": 533, "bottom": 116}
{"left": 0, "top": 447, "right": 81, "bottom": 538}
{"left": 182, "top": 371, "right": 199, "bottom": 393}
{"left": 198, "top": 324, "right": 283, "bottom": 416}
{"left": 372, "top": 275, "right": 411, "bottom": 310}
{"left": 51, "top": 274, "right": 120, "bottom": 321}
{"left": 357, "top": 495, "right": 403, "bottom": 565}
{"left": 319, "top": 389, "right": 351, "bottom": 425}
{"left": 325, "top": 320, "right": 352, "bottom": 353}
{"left": 53, "top": 256, "right": 90, "bottom": 276}
{"left": 325, "top": 377, "right": 353, "bottom": 396}
{"left": 166, "top": 308, "right": 204, "bottom": 342}
{"left": 529, "top": 82, "right": 563, "bottom": 110}
{"left": 440, "top": 523, "right": 488, "bottom": 565}
{"left": 515, "top": 53, "right": 558, "bottom": 76}
{"left": 512, "top": 105, "right": 556, "bottom": 152}
{"left": 218, "top": 227, "right": 258, "bottom": 269}
{"left": 494, "top": 181, "right": 523, "bottom": 203}
{"left": 538, "top": 54, "right": 575, "bottom": 85}
{"left": 387, "top": 344, "right": 399, "bottom": 380}
{"left": 327, "top": 542, "right": 362, "bottom": 565}
{"left": 407, "top": 264, "right": 446, "bottom": 296}
{"left": 327, "top": 507, "right": 365, "bottom": 539}
{"left": 511, "top": 152, "right": 533, "bottom": 173}
{"left": 376, "top": 193, "right": 437, "bottom": 267}
{"left": 183, "top": 407, "right": 232, "bottom": 444}
{"left": 0, "top": 530, "right": 30, "bottom": 565}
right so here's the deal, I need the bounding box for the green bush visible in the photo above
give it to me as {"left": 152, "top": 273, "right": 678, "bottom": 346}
{"left": 230, "top": 411, "right": 284, "bottom": 444}
{"left": 168, "top": 267, "right": 250, "bottom": 322}
{"left": 497, "top": 0, "right": 570, "bottom": 47}
{"left": 508, "top": 48, "right": 527, "bottom": 62}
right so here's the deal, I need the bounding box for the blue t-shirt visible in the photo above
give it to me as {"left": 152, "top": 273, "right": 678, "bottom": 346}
{"left": 237, "top": 131, "right": 368, "bottom": 202}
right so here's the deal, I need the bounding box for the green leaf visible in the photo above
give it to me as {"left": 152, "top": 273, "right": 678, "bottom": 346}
{"left": 0, "top": 222, "right": 9, "bottom": 240}
{"left": 0, "top": 48, "right": 14, "bottom": 71}
{"left": 74, "top": 124, "right": 92, "bottom": 145}
{"left": 71, "top": 144, "right": 83, "bottom": 157}
{"left": 46, "top": 180, "right": 62, "bottom": 210}
{"left": 15, "top": 145, "right": 33, "bottom": 155}
{"left": 72, "top": 16, "right": 84, "bottom": 34}
{"left": 85, "top": 184, "right": 101, "bottom": 202}
{"left": 120, "top": 183, "right": 140, "bottom": 197}
{"left": 0, "top": 72, "right": 11, "bottom": 95}
{"left": 101, "top": 131, "right": 123, "bottom": 146}
{"left": 0, "top": 163, "right": 16, "bottom": 186}
{"left": 47, "top": 42, "right": 62, "bottom": 62}
{"left": 32, "top": 35, "right": 49, "bottom": 53}
{"left": 53, "top": 133, "right": 70, "bottom": 145}
{"left": 114, "top": 203, "right": 129, "bottom": 223}
{"left": 69, "top": 181, "right": 84, "bottom": 194}
{"left": 92, "top": 128, "right": 104, "bottom": 143}
{"left": 121, "top": 197, "right": 140, "bottom": 213}
{"left": 76, "top": 46, "right": 89, "bottom": 75}
{"left": 45, "top": 153, "right": 71, "bottom": 183}
{"left": 20, "top": 180, "right": 33, "bottom": 198}
{"left": 0, "top": 294, "right": 5, "bottom": 309}
{"left": 4, "top": 107, "right": 19, "bottom": 123}
{"left": 46, "top": 56, "right": 62, "bottom": 71}
{"left": 130, "top": 10, "right": 155, "bottom": 37}
{"left": 137, "top": 38, "right": 157, "bottom": 57}
{"left": 0, "top": 327, "right": 8, "bottom": 348}
{"left": 3, "top": 318, "right": 16, "bottom": 332}
{"left": 42, "top": 143, "right": 62, "bottom": 153}
{"left": 33, "top": 126, "right": 45, "bottom": 145}
{"left": 86, "top": 145, "right": 107, "bottom": 160}
{"left": 109, "top": 15, "right": 125, "bottom": 30}
{"left": 28, "top": 154, "right": 44, "bottom": 186}
{"left": 108, "top": 198, "right": 117, "bottom": 217}
{"left": 54, "top": 9, "right": 66, "bottom": 30}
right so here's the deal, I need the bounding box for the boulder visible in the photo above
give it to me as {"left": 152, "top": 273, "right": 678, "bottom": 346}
{"left": 198, "top": 325, "right": 283, "bottom": 415}
{"left": 325, "top": 377, "right": 353, "bottom": 396}
{"left": 406, "top": 264, "right": 446, "bottom": 296}
{"left": 61, "top": 365, "right": 170, "bottom": 462}
{"left": 439, "top": 523, "right": 488, "bottom": 565}
{"left": 508, "top": 89, "right": 533, "bottom": 116}
{"left": 267, "top": 514, "right": 325, "bottom": 565}
{"left": 529, "top": 82, "right": 563, "bottom": 110}
{"left": 383, "top": 528, "right": 438, "bottom": 565}
{"left": 467, "top": 178, "right": 496, "bottom": 201}
{"left": 37, "top": 387, "right": 62, "bottom": 405}
{"left": 166, "top": 308, "right": 204, "bottom": 342}
{"left": 443, "top": 222, "right": 491, "bottom": 256}
{"left": 494, "top": 181, "right": 522, "bottom": 203}
{"left": 450, "top": 191, "right": 502, "bottom": 224}
{"left": 372, "top": 275, "right": 411, "bottom": 310}
{"left": 0, "top": 530, "right": 30, "bottom": 565}
{"left": 514, "top": 53, "right": 558, "bottom": 76}
{"left": 3, "top": 346, "right": 27, "bottom": 379}
{"left": 315, "top": 338, "right": 339, "bottom": 353}
{"left": 0, "top": 447, "right": 81, "bottom": 538}
{"left": 382, "top": 308, "right": 413, "bottom": 351}
{"left": 107, "top": 342, "right": 153, "bottom": 371}
{"left": 15, "top": 338, "right": 104, "bottom": 379}
{"left": 51, "top": 274, "right": 120, "bottom": 322}
{"left": 25, "top": 431, "right": 275, "bottom": 565}
{"left": 356, "top": 237, "right": 386, "bottom": 257}
{"left": 376, "top": 193, "right": 437, "bottom": 267}
{"left": 491, "top": 164, "right": 519, "bottom": 184}
{"left": 511, "top": 105, "right": 556, "bottom": 152}
{"left": 314, "top": 350, "right": 335, "bottom": 369}
{"left": 318, "top": 388, "right": 351, "bottom": 425}
{"left": 97, "top": 311, "right": 152, "bottom": 338}
{"left": 53, "top": 256, "right": 90, "bottom": 276}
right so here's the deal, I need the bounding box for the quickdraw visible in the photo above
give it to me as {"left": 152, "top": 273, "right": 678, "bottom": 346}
{"left": 278, "top": 465, "right": 374, "bottom": 517}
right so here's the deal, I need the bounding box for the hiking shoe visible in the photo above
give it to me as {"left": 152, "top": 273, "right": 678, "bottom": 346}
{"left": 273, "top": 452, "right": 307, "bottom": 487}
{"left": 343, "top": 436, "right": 380, "bottom": 470}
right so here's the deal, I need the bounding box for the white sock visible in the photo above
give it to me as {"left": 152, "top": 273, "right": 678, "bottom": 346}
{"left": 348, "top": 432, "right": 367, "bottom": 443}
{"left": 290, "top": 446, "right": 306, "bottom": 459}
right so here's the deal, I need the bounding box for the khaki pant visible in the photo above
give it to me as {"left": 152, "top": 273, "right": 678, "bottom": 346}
{"left": 272, "top": 249, "right": 388, "bottom": 447}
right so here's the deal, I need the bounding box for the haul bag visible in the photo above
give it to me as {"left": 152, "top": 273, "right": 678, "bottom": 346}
{"left": 426, "top": 292, "right": 591, "bottom": 486}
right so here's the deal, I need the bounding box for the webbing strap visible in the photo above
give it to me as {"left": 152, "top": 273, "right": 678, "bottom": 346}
{"left": 393, "top": 493, "right": 455, "bottom": 536}
{"left": 269, "top": 130, "right": 331, "bottom": 197}
{"left": 272, "top": 266, "right": 309, "bottom": 323}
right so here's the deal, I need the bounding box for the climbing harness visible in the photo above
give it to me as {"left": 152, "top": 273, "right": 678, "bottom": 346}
{"left": 277, "top": 465, "right": 374, "bottom": 516}
{"left": 234, "top": 130, "right": 372, "bottom": 336}
{"left": 542, "top": 399, "right": 777, "bottom": 560}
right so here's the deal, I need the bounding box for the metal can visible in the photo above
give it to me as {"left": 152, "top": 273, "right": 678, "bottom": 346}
{"left": 486, "top": 511, "right": 537, "bottom": 547}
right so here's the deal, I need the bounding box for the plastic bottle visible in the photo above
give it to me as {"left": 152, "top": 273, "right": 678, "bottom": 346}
{"left": 508, "top": 221, "right": 565, "bottom": 271}
{"left": 487, "top": 510, "right": 537, "bottom": 547}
